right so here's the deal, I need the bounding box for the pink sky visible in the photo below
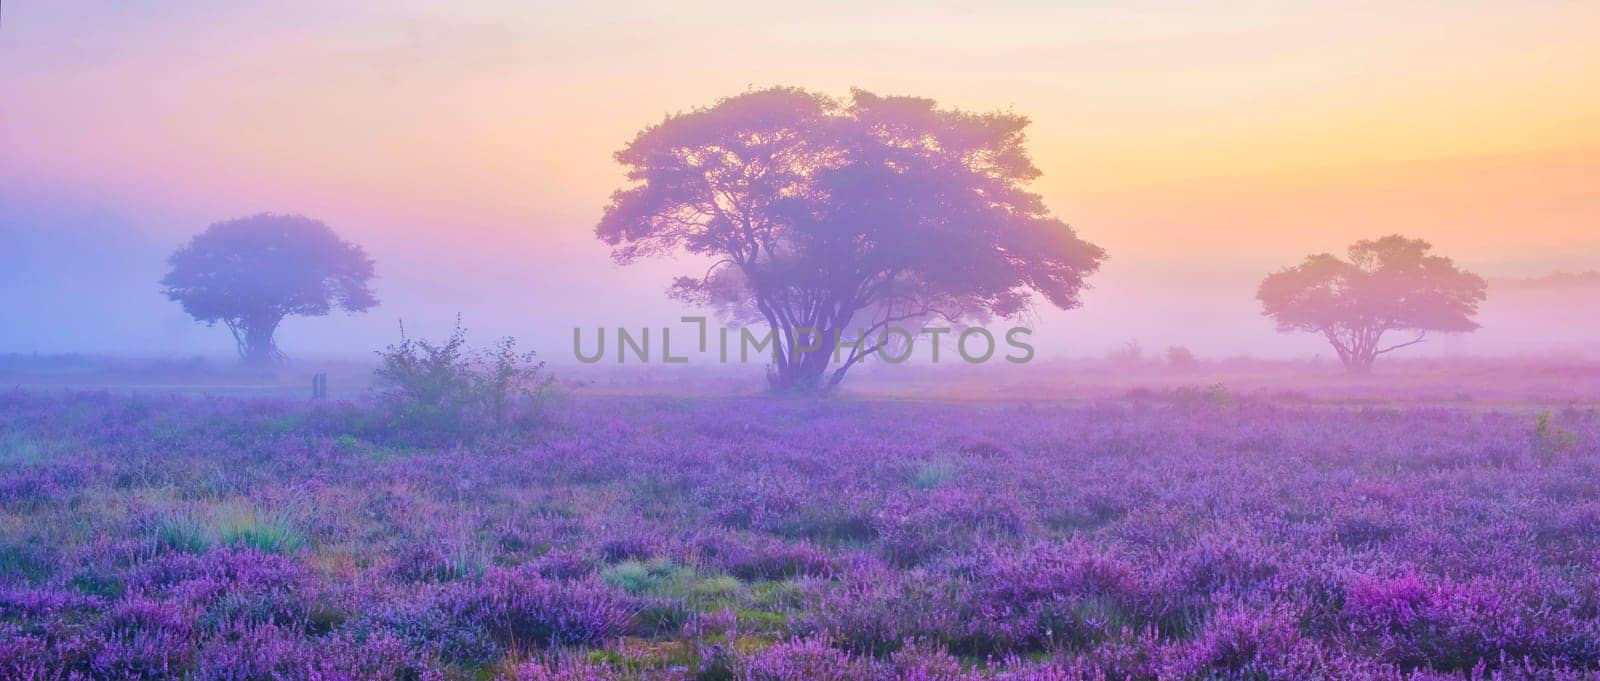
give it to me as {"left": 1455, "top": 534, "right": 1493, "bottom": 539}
{"left": 3, "top": 1, "right": 1598, "bottom": 358}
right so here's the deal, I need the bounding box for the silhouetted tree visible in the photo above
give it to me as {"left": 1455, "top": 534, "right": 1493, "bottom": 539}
{"left": 1165, "top": 345, "right": 1198, "bottom": 370}
{"left": 161, "top": 214, "right": 377, "bottom": 365}
{"left": 597, "top": 87, "right": 1105, "bottom": 393}
{"left": 1258, "top": 235, "right": 1486, "bottom": 374}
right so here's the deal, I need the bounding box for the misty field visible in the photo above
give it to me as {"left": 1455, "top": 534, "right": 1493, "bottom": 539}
{"left": 2, "top": 390, "right": 1599, "bottom": 680}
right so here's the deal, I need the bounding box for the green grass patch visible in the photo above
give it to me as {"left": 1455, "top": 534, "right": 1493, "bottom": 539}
{"left": 912, "top": 461, "right": 957, "bottom": 490}
{"left": 602, "top": 559, "right": 694, "bottom": 595}
{"left": 150, "top": 502, "right": 307, "bottom": 555}
{"left": 0, "top": 433, "right": 51, "bottom": 465}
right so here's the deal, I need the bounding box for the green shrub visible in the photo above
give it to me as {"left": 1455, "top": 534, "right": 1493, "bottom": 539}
{"left": 216, "top": 510, "right": 306, "bottom": 554}
{"left": 151, "top": 510, "right": 211, "bottom": 553}
{"left": 912, "top": 462, "right": 956, "bottom": 491}
{"left": 372, "top": 317, "right": 556, "bottom": 444}
{"left": 0, "top": 434, "right": 48, "bottom": 465}
{"left": 1533, "top": 410, "right": 1579, "bottom": 464}
{"left": 602, "top": 559, "right": 693, "bottom": 595}
{"left": 150, "top": 504, "right": 306, "bottom": 555}
{"left": 692, "top": 575, "right": 743, "bottom": 600}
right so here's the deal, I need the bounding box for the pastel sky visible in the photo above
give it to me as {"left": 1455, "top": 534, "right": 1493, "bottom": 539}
{"left": 3, "top": 1, "right": 1598, "bottom": 358}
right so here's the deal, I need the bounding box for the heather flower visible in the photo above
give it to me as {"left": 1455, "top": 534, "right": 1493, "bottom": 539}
{"left": 799, "top": 568, "right": 971, "bottom": 656}
{"left": 194, "top": 624, "right": 443, "bottom": 680}
{"left": 1159, "top": 605, "right": 1319, "bottom": 679}
{"left": 445, "top": 566, "right": 634, "bottom": 648}
{"left": 89, "top": 596, "right": 197, "bottom": 679}
{"left": 3, "top": 392, "right": 1600, "bottom": 678}
{"left": 343, "top": 596, "right": 501, "bottom": 667}
{"left": 0, "top": 586, "right": 104, "bottom": 619}
{"left": 501, "top": 658, "right": 657, "bottom": 680}
{"left": 692, "top": 531, "right": 835, "bottom": 581}
{"left": 741, "top": 639, "right": 878, "bottom": 681}
{"left": 122, "top": 548, "right": 312, "bottom": 632}
{"left": 0, "top": 624, "right": 55, "bottom": 681}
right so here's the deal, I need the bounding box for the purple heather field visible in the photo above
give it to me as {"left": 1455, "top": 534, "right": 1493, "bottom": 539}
{"left": 3, "top": 385, "right": 1600, "bottom": 680}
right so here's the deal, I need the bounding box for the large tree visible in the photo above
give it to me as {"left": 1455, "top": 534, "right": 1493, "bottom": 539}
{"left": 1258, "top": 235, "right": 1486, "bottom": 373}
{"left": 161, "top": 214, "right": 377, "bottom": 365}
{"left": 597, "top": 87, "right": 1105, "bottom": 393}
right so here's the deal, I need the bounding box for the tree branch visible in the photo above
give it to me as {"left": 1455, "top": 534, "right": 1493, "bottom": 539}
{"left": 1374, "top": 331, "right": 1427, "bottom": 356}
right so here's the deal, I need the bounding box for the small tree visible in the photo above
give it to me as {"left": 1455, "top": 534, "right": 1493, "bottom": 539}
{"left": 161, "top": 214, "right": 377, "bottom": 365}
{"left": 1165, "top": 345, "right": 1198, "bottom": 370}
{"left": 372, "top": 319, "right": 555, "bottom": 443}
{"left": 1258, "top": 235, "right": 1486, "bottom": 374}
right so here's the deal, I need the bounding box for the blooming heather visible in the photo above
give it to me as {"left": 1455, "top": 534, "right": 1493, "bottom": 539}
{"left": 0, "top": 390, "right": 1597, "bottom": 679}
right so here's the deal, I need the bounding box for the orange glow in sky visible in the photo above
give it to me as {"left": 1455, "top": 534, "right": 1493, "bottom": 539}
{"left": 3, "top": 1, "right": 1598, "bottom": 356}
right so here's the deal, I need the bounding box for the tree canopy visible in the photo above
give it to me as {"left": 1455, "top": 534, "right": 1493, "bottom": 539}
{"left": 1258, "top": 235, "right": 1486, "bottom": 373}
{"left": 161, "top": 213, "right": 377, "bottom": 365}
{"left": 596, "top": 87, "right": 1105, "bottom": 392}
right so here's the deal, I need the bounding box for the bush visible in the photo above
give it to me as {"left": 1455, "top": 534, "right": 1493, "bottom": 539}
{"left": 1533, "top": 410, "right": 1579, "bottom": 464}
{"left": 372, "top": 318, "right": 555, "bottom": 443}
{"left": 600, "top": 560, "right": 691, "bottom": 596}
{"left": 1165, "top": 345, "right": 1198, "bottom": 370}
{"left": 1107, "top": 340, "right": 1144, "bottom": 365}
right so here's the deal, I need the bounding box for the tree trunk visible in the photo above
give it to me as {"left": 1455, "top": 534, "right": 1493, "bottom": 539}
{"left": 1325, "top": 329, "right": 1378, "bottom": 375}
{"left": 766, "top": 352, "right": 833, "bottom": 394}
{"left": 239, "top": 317, "right": 282, "bottom": 367}
{"left": 1342, "top": 351, "right": 1376, "bottom": 375}
{"left": 766, "top": 326, "right": 839, "bottom": 395}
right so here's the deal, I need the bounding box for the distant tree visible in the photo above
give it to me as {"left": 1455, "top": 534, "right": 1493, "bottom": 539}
{"left": 1165, "top": 345, "right": 1198, "bottom": 370}
{"left": 161, "top": 214, "right": 377, "bottom": 365}
{"left": 1258, "top": 235, "right": 1486, "bottom": 374}
{"left": 1108, "top": 340, "right": 1145, "bottom": 365}
{"left": 597, "top": 87, "right": 1105, "bottom": 393}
